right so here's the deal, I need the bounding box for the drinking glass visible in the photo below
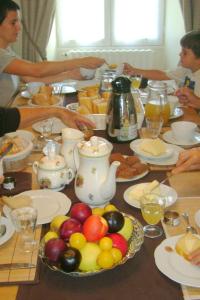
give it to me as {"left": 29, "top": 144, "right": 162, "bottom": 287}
{"left": 140, "top": 193, "right": 165, "bottom": 238}
{"left": 145, "top": 116, "right": 163, "bottom": 138}
{"left": 41, "top": 119, "right": 53, "bottom": 140}
{"left": 131, "top": 75, "right": 142, "bottom": 90}
{"left": 10, "top": 206, "right": 38, "bottom": 252}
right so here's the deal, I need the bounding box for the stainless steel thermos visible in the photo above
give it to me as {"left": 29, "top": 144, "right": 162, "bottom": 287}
{"left": 106, "top": 76, "right": 138, "bottom": 143}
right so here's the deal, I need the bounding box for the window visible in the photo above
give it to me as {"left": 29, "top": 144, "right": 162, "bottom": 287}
{"left": 55, "top": 0, "right": 165, "bottom": 49}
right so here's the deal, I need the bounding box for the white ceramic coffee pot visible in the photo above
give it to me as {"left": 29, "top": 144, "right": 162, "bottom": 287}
{"left": 74, "top": 136, "right": 120, "bottom": 207}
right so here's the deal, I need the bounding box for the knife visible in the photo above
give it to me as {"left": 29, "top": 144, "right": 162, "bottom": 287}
{"left": 0, "top": 263, "right": 36, "bottom": 270}
{"left": 0, "top": 143, "right": 13, "bottom": 160}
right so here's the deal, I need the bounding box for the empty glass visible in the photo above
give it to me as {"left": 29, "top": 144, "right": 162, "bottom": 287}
{"left": 10, "top": 206, "right": 38, "bottom": 252}
{"left": 140, "top": 193, "right": 165, "bottom": 238}
{"left": 145, "top": 116, "right": 163, "bottom": 138}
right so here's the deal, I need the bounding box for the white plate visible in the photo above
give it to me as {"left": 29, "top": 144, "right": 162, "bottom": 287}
{"left": 130, "top": 139, "right": 174, "bottom": 161}
{"left": 32, "top": 117, "right": 66, "bottom": 134}
{"left": 169, "top": 108, "right": 184, "bottom": 120}
{"left": 3, "top": 190, "right": 71, "bottom": 225}
{"left": 0, "top": 216, "right": 15, "bottom": 246}
{"left": 117, "top": 169, "right": 149, "bottom": 183}
{"left": 135, "top": 144, "right": 183, "bottom": 166}
{"left": 195, "top": 210, "right": 200, "bottom": 228}
{"left": 154, "top": 235, "right": 200, "bottom": 288}
{"left": 162, "top": 130, "right": 200, "bottom": 146}
{"left": 28, "top": 96, "right": 63, "bottom": 107}
{"left": 124, "top": 183, "right": 177, "bottom": 209}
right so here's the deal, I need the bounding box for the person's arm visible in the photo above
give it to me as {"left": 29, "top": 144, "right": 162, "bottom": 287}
{"left": 4, "top": 57, "right": 106, "bottom": 79}
{"left": 175, "top": 87, "right": 200, "bottom": 109}
{"left": 123, "top": 63, "right": 170, "bottom": 80}
{"left": 18, "top": 107, "right": 95, "bottom": 130}
{"left": 22, "top": 69, "right": 85, "bottom": 84}
{"left": 172, "top": 148, "right": 200, "bottom": 174}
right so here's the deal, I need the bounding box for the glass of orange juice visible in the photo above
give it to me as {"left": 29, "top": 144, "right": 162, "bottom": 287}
{"left": 145, "top": 81, "right": 170, "bottom": 125}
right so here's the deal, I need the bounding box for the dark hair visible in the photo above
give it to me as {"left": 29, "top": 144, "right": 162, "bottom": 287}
{"left": 0, "top": 0, "right": 19, "bottom": 24}
{"left": 180, "top": 31, "right": 200, "bottom": 58}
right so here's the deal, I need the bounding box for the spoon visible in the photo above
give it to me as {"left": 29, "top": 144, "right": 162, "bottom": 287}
{"left": 182, "top": 212, "right": 197, "bottom": 234}
{"left": 0, "top": 224, "right": 6, "bottom": 237}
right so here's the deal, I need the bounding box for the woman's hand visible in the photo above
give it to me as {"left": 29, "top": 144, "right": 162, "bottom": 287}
{"left": 172, "top": 148, "right": 200, "bottom": 174}
{"left": 59, "top": 109, "right": 95, "bottom": 130}
{"left": 123, "top": 63, "right": 135, "bottom": 76}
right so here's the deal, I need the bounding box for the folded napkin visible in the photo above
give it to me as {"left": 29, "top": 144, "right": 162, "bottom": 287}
{"left": 0, "top": 172, "right": 32, "bottom": 196}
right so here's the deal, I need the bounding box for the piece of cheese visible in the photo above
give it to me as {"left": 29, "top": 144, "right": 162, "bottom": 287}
{"left": 2, "top": 195, "right": 32, "bottom": 209}
{"left": 140, "top": 138, "right": 166, "bottom": 156}
{"left": 175, "top": 232, "right": 200, "bottom": 260}
{"left": 129, "top": 181, "right": 161, "bottom": 202}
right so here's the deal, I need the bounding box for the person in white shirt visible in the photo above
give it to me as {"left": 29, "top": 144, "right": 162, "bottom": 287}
{"left": 0, "top": 0, "right": 105, "bottom": 106}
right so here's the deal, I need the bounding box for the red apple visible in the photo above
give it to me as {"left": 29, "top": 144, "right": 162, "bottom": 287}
{"left": 70, "top": 202, "right": 92, "bottom": 223}
{"left": 45, "top": 238, "right": 66, "bottom": 262}
{"left": 107, "top": 233, "right": 128, "bottom": 257}
{"left": 83, "top": 215, "right": 108, "bottom": 242}
{"left": 60, "top": 218, "right": 82, "bottom": 241}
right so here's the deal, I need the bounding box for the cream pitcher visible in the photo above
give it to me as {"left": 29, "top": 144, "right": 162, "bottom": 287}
{"left": 74, "top": 136, "right": 120, "bottom": 207}
{"left": 33, "top": 141, "right": 73, "bottom": 191}
{"left": 61, "top": 128, "right": 84, "bottom": 173}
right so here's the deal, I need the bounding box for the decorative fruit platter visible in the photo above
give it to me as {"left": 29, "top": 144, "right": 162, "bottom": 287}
{"left": 39, "top": 211, "right": 144, "bottom": 277}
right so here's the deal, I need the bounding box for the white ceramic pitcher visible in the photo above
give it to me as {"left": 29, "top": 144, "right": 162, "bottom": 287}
{"left": 74, "top": 136, "right": 120, "bottom": 207}
{"left": 61, "top": 128, "right": 84, "bottom": 173}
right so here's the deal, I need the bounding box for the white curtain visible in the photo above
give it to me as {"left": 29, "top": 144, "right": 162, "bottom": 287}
{"left": 179, "top": 0, "right": 200, "bottom": 32}
{"left": 20, "top": 0, "right": 55, "bottom": 62}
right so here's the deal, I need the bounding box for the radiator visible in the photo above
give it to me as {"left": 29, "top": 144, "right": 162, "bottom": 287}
{"left": 64, "top": 48, "right": 165, "bottom": 69}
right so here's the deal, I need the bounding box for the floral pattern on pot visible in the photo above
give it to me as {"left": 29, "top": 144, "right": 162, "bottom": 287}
{"left": 76, "top": 175, "right": 84, "bottom": 187}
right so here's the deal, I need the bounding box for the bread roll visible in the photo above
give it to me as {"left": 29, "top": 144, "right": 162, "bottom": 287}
{"left": 32, "top": 93, "right": 49, "bottom": 106}
{"left": 2, "top": 195, "right": 32, "bottom": 209}
{"left": 39, "top": 85, "right": 53, "bottom": 96}
{"left": 175, "top": 232, "right": 200, "bottom": 260}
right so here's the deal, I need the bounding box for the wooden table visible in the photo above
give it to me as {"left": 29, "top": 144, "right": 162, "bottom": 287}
{"left": 1, "top": 97, "right": 200, "bottom": 300}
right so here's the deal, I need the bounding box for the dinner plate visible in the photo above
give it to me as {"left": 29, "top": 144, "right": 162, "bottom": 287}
{"left": 169, "top": 108, "right": 184, "bottom": 120}
{"left": 135, "top": 144, "right": 183, "bottom": 166}
{"left": 51, "top": 82, "right": 77, "bottom": 94}
{"left": 32, "top": 117, "right": 66, "bottom": 134}
{"left": 116, "top": 169, "right": 149, "bottom": 183}
{"left": 0, "top": 216, "right": 15, "bottom": 246}
{"left": 123, "top": 183, "right": 177, "bottom": 209}
{"left": 162, "top": 130, "right": 200, "bottom": 146}
{"left": 195, "top": 209, "right": 200, "bottom": 227}
{"left": 3, "top": 190, "right": 71, "bottom": 225}
{"left": 154, "top": 235, "right": 200, "bottom": 288}
{"left": 130, "top": 139, "right": 174, "bottom": 161}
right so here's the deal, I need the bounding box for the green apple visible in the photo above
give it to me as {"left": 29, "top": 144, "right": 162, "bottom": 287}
{"left": 118, "top": 217, "right": 133, "bottom": 240}
{"left": 79, "top": 242, "right": 101, "bottom": 271}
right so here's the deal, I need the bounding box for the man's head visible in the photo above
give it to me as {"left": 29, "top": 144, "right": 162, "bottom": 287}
{"left": 0, "top": 0, "right": 19, "bottom": 25}
{"left": 180, "top": 31, "right": 200, "bottom": 59}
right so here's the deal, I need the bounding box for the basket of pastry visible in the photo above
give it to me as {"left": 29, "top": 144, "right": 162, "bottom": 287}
{"left": 109, "top": 153, "right": 149, "bottom": 182}
{"left": 28, "top": 85, "right": 62, "bottom": 107}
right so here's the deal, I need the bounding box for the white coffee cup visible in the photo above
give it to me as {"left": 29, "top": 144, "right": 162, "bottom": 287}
{"left": 171, "top": 121, "right": 197, "bottom": 143}
{"left": 168, "top": 95, "right": 179, "bottom": 116}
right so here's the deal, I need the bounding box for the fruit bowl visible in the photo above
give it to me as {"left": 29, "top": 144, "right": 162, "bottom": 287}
{"left": 39, "top": 213, "right": 144, "bottom": 277}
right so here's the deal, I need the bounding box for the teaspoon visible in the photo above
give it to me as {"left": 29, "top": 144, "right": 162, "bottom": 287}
{"left": 182, "top": 212, "right": 197, "bottom": 234}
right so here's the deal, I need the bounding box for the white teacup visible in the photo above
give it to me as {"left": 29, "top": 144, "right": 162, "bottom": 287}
{"left": 86, "top": 114, "right": 107, "bottom": 130}
{"left": 171, "top": 121, "right": 197, "bottom": 143}
{"left": 168, "top": 95, "right": 179, "bottom": 116}
{"left": 26, "top": 82, "right": 45, "bottom": 95}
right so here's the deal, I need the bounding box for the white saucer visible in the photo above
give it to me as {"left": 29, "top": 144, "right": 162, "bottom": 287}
{"left": 0, "top": 217, "right": 15, "bottom": 246}
{"left": 169, "top": 108, "right": 184, "bottom": 120}
{"left": 162, "top": 130, "right": 200, "bottom": 146}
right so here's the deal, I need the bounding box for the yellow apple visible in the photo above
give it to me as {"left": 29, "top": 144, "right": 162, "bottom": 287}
{"left": 44, "top": 231, "right": 59, "bottom": 243}
{"left": 79, "top": 242, "right": 101, "bottom": 271}
{"left": 118, "top": 216, "right": 133, "bottom": 240}
{"left": 50, "top": 215, "right": 69, "bottom": 232}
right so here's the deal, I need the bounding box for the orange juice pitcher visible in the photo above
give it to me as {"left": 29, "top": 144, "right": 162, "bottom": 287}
{"left": 145, "top": 81, "right": 170, "bottom": 125}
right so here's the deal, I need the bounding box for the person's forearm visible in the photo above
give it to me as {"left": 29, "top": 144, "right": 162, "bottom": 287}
{"left": 18, "top": 107, "right": 66, "bottom": 128}
{"left": 131, "top": 68, "right": 170, "bottom": 80}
